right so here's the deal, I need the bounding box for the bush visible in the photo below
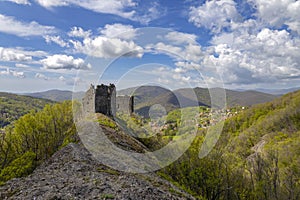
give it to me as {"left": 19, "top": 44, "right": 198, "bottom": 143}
{"left": 0, "top": 151, "right": 36, "bottom": 184}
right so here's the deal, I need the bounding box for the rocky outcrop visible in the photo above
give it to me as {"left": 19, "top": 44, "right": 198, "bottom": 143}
{"left": 0, "top": 143, "right": 194, "bottom": 199}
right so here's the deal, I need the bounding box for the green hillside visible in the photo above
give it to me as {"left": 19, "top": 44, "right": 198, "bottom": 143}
{"left": 0, "top": 101, "right": 77, "bottom": 185}
{"left": 0, "top": 92, "right": 53, "bottom": 128}
{"left": 158, "top": 90, "right": 300, "bottom": 199}
{"left": 0, "top": 89, "right": 298, "bottom": 199}
{"left": 120, "top": 86, "right": 276, "bottom": 117}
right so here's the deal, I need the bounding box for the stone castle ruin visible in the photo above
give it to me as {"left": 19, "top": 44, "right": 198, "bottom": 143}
{"left": 82, "top": 84, "right": 134, "bottom": 116}
{"left": 116, "top": 95, "right": 134, "bottom": 115}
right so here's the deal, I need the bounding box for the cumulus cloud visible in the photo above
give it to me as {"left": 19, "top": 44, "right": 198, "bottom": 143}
{"left": 131, "top": 1, "right": 163, "bottom": 24}
{"left": 4, "top": 0, "right": 30, "bottom": 4}
{"left": 44, "top": 35, "right": 69, "bottom": 47}
{"left": 204, "top": 28, "right": 300, "bottom": 83}
{"left": 249, "top": 0, "right": 300, "bottom": 33}
{"left": 41, "top": 54, "right": 91, "bottom": 70}
{"left": 35, "top": 72, "right": 49, "bottom": 80}
{"left": 147, "top": 42, "right": 203, "bottom": 62}
{"left": 0, "top": 14, "right": 56, "bottom": 37}
{"left": 100, "top": 23, "right": 137, "bottom": 40}
{"left": 71, "top": 36, "right": 143, "bottom": 58}
{"left": 0, "top": 68, "right": 25, "bottom": 78}
{"left": 175, "top": 61, "right": 202, "bottom": 71}
{"left": 189, "top": 0, "right": 240, "bottom": 33}
{"left": 68, "top": 27, "right": 91, "bottom": 38}
{"left": 186, "top": 0, "right": 300, "bottom": 86}
{"left": 164, "top": 31, "right": 197, "bottom": 45}
{"left": 0, "top": 47, "right": 32, "bottom": 62}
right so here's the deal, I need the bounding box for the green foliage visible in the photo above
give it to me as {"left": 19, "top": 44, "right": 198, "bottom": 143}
{"left": 97, "top": 167, "right": 120, "bottom": 176}
{"left": 157, "top": 90, "right": 300, "bottom": 200}
{"left": 0, "top": 100, "right": 78, "bottom": 184}
{"left": 0, "top": 92, "right": 53, "bottom": 128}
{"left": 97, "top": 115, "right": 118, "bottom": 130}
{"left": 0, "top": 151, "right": 36, "bottom": 184}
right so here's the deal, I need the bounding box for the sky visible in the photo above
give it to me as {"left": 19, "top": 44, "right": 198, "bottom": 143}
{"left": 0, "top": 0, "right": 300, "bottom": 93}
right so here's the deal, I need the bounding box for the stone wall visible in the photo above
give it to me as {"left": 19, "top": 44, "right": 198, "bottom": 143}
{"left": 116, "top": 95, "right": 134, "bottom": 115}
{"left": 82, "top": 84, "right": 132, "bottom": 117}
{"left": 94, "top": 84, "right": 116, "bottom": 117}
{"left": 82, "top": 84, "right": 95, "bottom": 113}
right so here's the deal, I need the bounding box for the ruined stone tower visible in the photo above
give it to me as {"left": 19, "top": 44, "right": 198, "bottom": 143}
{"left": 82, "top": 84, "right": 116, "bottom": 116}
{"left": 116, "top": 95, "right": 134, "bottom": 115}
{"left": 82, "top": 84, "right": 134, "bottom": 117}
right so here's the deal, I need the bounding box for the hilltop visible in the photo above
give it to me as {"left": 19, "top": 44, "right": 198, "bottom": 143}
{"left": 118, "top": 86, "right": 276, "bottom": 117}
{"left": 24, "top": 89, "right": 84, "bottom": 102}
{"left": 0, "top": 142, "right": 193, "bottom": 199}
{"left": 24, "top": 86, "right": 277, "bottom": 114}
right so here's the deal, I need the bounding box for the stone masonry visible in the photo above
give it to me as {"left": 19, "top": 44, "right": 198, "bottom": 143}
{"left": 116, "top": 95, "right": 134, "bottom": 115}
{"left": 82, "top": 84, "right": 134, "bottom": 116}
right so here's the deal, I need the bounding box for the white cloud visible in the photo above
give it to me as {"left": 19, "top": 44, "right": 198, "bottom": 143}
{"left": 100, "top": 23, "right": 137, "bottom": 40}
{"left": 204, "top": 28, "right": 300, "bottom": 83}
{"left": 0, "top": 47, "right": 32, "bottom": 62}
{"left": 186, "top": 0, "right": 300, "bottom": 86}
{"left": 15, "top": 63, "right": 30, "bottom": 68}
{"left": 174, "top": 67, "right": 187, "bottom": 73}
{"left": 189, "top": 0, "right": 240, "bottom": 33}
{"left": 44, "top": 35, "right": 69, "bottom": 47}
{"left": 71, "top": 36, "right": 143, "bottom": 58}
{"left": 34, "top": 0, "right": 68, "bottom": 7}
{"left": 41, "top": 54, "right": 91, "bottom": 70}
{"left": 164, "top": 31, "right": 197, "bottom": 45}
{"left": 175, "top": 61, "right": 202, "bottom": 70}
{"left": 0, "top": 68, "right": 25, "bottom": 78}
{"left": 59, "top": 75, "right": 66, "bottom": 81}
{"left": 184, "top": 43, "right": 203, "bottom": 62}
{"left": 35, "top": 72, "right": 49, "bottom": 80}
{"left": 4, "top": 0, "right": 30, "bottom": 4}
{"left": 35, "top": 0, "right": 136, "bottom": 19}
{"left": 131, "top": 2, "right": 163, "bottom": 24}
{"left": 68, "top": 27, "right": 91, "bottom": 38}
{"left": 249, "top": 0, "right": 300, "bottom": 33}
{"left": 34, "top": 0, "right": 162, "bottom": 24}
{"left": 0, "top": 14, "right": 56, "bottom": 37}
{"left": 147, "top": 42, "right": 203, "bottom": 62}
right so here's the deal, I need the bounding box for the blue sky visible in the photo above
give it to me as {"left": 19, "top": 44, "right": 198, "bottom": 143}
{"left": 0, "top": 0, "right": 300, "bottom": 92}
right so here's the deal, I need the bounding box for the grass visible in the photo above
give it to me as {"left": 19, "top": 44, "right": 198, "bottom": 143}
{"left": 97, "top": 167, "right": 120, "bottom": 176}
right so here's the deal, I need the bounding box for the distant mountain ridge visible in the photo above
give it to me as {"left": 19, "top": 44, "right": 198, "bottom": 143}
{"left": 255, "top": 87, "right": 300, "bottom": 95}
{"left": 118, "top": 86, "right": 278, "bottom": 117}
{"left": 24, "top": 89, "right": 84, "bottom": 102}
{"left": 24, "top": 86, "right": 280, "bottom": 117}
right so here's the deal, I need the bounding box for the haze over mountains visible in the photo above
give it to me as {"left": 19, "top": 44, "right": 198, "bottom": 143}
{"left": 22, "top": 86, "right": 278, "bottom": 117}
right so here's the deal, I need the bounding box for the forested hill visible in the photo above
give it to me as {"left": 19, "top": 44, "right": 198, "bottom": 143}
{"left": 0, "top": 92, "right": 53, "bottom": 128}
{"left": 161, "top": 89, "right": 300, "bottom": 199}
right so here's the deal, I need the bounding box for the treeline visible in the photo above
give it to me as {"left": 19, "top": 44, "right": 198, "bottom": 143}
{"left": 0, "top": 101, "right": 77, "bottom": 185}
{"left": 158, "top": 91, "right": 300, "bottom": 199}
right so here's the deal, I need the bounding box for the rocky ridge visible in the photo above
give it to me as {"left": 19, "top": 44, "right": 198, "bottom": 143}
{"left": 0, "top": 143, "right": 194, "bottom": 199}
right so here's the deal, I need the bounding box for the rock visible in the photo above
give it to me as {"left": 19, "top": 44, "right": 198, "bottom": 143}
{"left": 0, "top": 143, "right": 194, "bottom": 199}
